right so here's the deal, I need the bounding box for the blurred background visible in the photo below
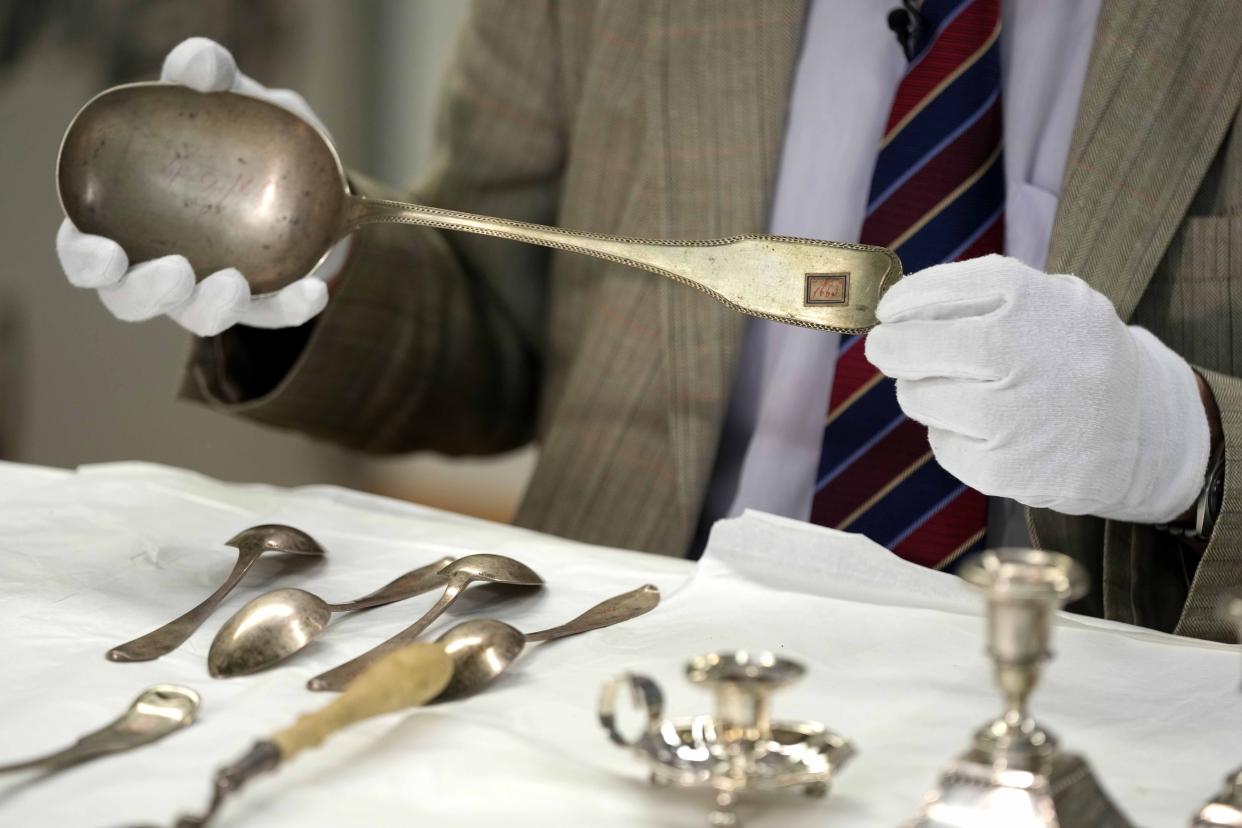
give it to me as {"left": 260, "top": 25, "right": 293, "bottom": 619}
{"left": 0, "top": 0, "right": 536, "bottom": 522}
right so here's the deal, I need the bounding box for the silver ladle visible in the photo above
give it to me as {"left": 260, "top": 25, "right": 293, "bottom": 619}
{"left": 307, "top": 553, "right": 543, "bottom": 692}
{"left": 206, "top": 555, "right": 454, "bottom": 677}
{"left": 0, "top": 685, "right": 199, "bottom": 777}
{"left": 57, "top": 83, "right": 900, "bottom": 333}
{"left": 108, "top": 525, "right": 325, "bottom": 662}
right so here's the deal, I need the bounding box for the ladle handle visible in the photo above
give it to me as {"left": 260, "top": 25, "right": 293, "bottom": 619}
{"left": 107, "top": 548, "right": 263, "bottom": 662}
{"left": 344, "top": 196, "right": 899, "bottom": 334}
{"left": 308, "top": 580, "right": 465, "bottom": 692}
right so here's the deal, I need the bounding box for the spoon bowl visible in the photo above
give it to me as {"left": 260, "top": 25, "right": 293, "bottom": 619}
{"left": 208, "top": 588, "right": 332, "bottom": 678}
{"left": 433, "top": 583, "right": 662, "bottom": 702}
{"left": 226, "top": 525, "right": 328, "bottom": 558}
{"left": 118, "top": 685, "right": 202, "bottom": 736}
{"left": 442, "top": 554, "right": 543, "bottom": 587}
{"left": 206, "top": 555, "right": 452, "bottom": 678}
{"left": 58, "top": 83, "right": 899, "bottom": 332}
{"left": 435, "top": 619, "right": 527, "bottom": 701}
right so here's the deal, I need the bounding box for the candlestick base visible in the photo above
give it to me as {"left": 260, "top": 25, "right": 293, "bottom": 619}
{"left": 908, "top": 751, "right": 1131, "bottom": 828}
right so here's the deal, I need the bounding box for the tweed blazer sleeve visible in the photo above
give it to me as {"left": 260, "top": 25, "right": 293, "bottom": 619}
{"left": 180, "top": 0, "right": 565, "bottom": 456}
{"left": 1030, "top": 0, "right": 1242, "bottom": 641}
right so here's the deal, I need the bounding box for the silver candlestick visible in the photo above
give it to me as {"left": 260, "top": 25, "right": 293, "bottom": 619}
{"left": 907, "top": 548, "right": 1133, "bottom": 828}
{"left": 598, "top": 651, "right": 854, "bottom": 827}
{"left": 1189, "top": 595, "right": 1242, "bottom": 827}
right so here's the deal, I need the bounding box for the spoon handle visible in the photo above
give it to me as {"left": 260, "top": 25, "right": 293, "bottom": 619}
{"left": 325, "top": 556, "right": 453, "bottom": 613}
{"left": 0, "top": 726, "right": 153, "bottom": 775}
{"left": 344, "top": 197, "right": 899, "bottom": 335}
{"left": 0, "top": 685, "right": 199, "bottom": 775}
{"left": 308, "top": 581, "right": 465, "bottom": 692}
{"left": 0, "top": 750, "right": 65, "bottom": 774}
{"left": 524, "top": 584, "right": 661, "bottom": 643}
{"left": 107, "top": 549, "right": 262, "bottom": 662}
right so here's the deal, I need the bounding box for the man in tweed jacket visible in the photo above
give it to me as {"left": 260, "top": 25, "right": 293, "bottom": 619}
{"left": 58, "top": 1, "right": 1242, "bottom": 641}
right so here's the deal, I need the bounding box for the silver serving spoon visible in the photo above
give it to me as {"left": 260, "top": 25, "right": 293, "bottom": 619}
{"left": 206, "top": 555, "right": 453, "bottom": 677}
{"left": 57, "top": 83, "right": 899, "bottom": 333}
{"left": 307, "top": 553, "right": 543, "bottom": 692}
{"left": 108, "top": 525, "right": 325, "bottom": 662}
{"left": 0, "top": 685, "right": 199, "bottom": 776}
{"left": 434, "top": 582, "right": 662, "bottom": 702}
{"left": 167, "top": 584, "right": 659, "bottom": 828}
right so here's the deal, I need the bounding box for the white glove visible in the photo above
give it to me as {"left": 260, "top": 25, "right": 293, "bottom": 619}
{"left": 865, "top": 254, "right": 1210, "bottom": 524}
{"left": 55, "top": 38, "right": 350, "bottom": 336}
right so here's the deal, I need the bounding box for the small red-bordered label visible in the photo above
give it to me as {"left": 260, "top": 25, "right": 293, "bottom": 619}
{"left": 805, "top": 273, "right": 849, "bottom": 305}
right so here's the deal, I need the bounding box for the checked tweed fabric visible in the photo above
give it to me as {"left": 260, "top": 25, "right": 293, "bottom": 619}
{"left": 811, "top": 0, "right": 1004, "bottom": 568}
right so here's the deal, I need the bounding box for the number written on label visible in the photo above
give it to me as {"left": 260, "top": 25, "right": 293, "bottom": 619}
{"left": 804, "top": 273, "right": 849, "bottom": 306}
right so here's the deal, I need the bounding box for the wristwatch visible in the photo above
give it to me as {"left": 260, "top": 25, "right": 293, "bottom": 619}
{"left": 1158, "top": 446, "right": 1225, "bottom": 541}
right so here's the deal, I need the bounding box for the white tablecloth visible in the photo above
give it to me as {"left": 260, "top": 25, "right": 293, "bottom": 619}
{"left": 0, "top": 461, "right": 1236, "bottom": 827}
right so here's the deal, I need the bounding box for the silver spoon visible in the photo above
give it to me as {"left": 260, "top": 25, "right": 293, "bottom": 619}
{"left": 169, "top": 584, "right": 659, "bottom": 827}
{"left": 206, "top": 555, "right": 453, "bottom": 677}
{"left": 0, "top": 685, "right": 199, "bottom": 776}
{"left": 434, "top": 582, "right": 662, "bottom": 701}
{"left": 56, "top": 83, "right": 899, "bottom": 334}
{"left": 108, "top": 525, "right": 325, "bottom": 662}
{"left": 307, "top": 553, "right": 543, "bottom": 692}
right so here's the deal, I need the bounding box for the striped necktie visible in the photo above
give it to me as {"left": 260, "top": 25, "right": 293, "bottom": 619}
{"left": 810, "top": 0, "right": 1004, "bottom": 569}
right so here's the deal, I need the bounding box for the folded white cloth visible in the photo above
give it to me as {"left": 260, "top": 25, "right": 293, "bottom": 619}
{"left": 866, "top": 254, "right": 1210, "bottom": 524}
{"left": 55, "top": 38, "right": 349, "bottom": 336}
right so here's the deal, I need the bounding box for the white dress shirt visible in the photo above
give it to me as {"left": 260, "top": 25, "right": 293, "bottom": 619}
{"left": 701, "top": 0, "right": 1103, "bottom": 548}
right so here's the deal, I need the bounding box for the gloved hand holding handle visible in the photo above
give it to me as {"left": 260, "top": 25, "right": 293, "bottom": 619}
{"left": 866, "top": 255, "right": 1213, "bottom": 525}
{"left": 56, "top": 38, "right": 350, "bottom": 336}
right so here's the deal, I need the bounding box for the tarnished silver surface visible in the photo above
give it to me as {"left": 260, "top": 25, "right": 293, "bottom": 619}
{"left": 960, "top": 547, "right": 1088, "bottom": 763}
{"left": 599, "top": 652, "right": 854, "bottom": 827}
{"left": 107, "top": 525, "right": 325, "bottom": 663}
{"left": 432, "top": 619, "right": 527, "bottom": 704}
{"left": 908, "top": 548, "right": 1132, "bottom": 828}
{"left": 58, "top": 83, "right": 902, "bottom": 333}
{"left": 434, "top": 583, "right": 661, "bottom": 702}
{"left": 523, "top": 583, "right": 660, "bottom": 643}
{"left": 1193, "top": 770, "right": 1242, "bottom": 828}
{"left": 171, "top": 589, "right": 657, "bottom": 827}
{"left": 206, "top": 556, "right": 453, "bottom": 677}
{"left": 0, "top": 685, "right": 199, "bottom": 776}
{"left": 686, "top": 651, "right": 804, "bottom": 748}
{"left": 909, "top": 754, "right": 1131, "bottom": 828}
{"left": 307, "top": 554, "right": 543, "bottom": 692}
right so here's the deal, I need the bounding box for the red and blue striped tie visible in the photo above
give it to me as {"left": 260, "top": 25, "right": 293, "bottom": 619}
{"left": 811, "top": 0, "right": 1004, "bottom": 569}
